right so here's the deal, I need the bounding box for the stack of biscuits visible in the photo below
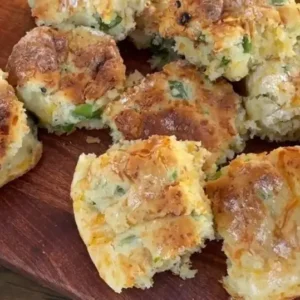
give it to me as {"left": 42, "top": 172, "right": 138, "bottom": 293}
{"left": 2, "top": 1, "right": 300, "bottom": 299}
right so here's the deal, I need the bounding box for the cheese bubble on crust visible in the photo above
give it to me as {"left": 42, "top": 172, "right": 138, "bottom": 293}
{"left": 244, "top": 50, "right": 300, "bottom": 141}
{"left": 28, "top": 0, "right": 149, "bottom": 40}
{"left": 7, "top": 26, "right": 126, "bottom": 135}
{"left": 136, "top": 0, "right": 300, "bottom": 81}
{"left": 71, "top": 135, "right": 214, "bottom": 293}
{"left": 103, "top": 60, "right": 247, "bottom": 166}
{"left": 0, "top": 71, "right": 42, "bottom": 187}
{"left": 206, "top": 147, "right": 300, "bottom": 300}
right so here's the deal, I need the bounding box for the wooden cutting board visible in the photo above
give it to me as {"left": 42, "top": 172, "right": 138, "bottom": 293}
{"left": 0, "top": 1, "right": 294, "bottom": 300}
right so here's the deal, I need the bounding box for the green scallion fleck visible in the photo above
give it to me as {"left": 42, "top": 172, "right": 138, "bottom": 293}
{"left": 220, "top": 57, "right": 231, "bottom": 67}
{"left": 73, "top": 104, "right": 101, "bottom": 119}
{"left": 209, "top": 170, "right": 222, "bottom": 181}
{"left": 54, "top": 124, "right": 75, "bottom": 133}
{"left": 169, "top": 80, "right": 188, "bottom": 99}
{"left": 99, "top": 16, "right": 122, "bottom": 32}
{"left": 283, "top": 65, "right": 289, "bottom": 75}
{"left": 154, "top": 257, "right": 161, "bottom": 263}
{"left": 73, "top": 104, "right": 94, "bottom": 118}
{"left": 197, "top": 32, "right": 206, "bottom": 43}
{"left": 242, "top": 35, "right": 252, "bottom": 53}
{"left": 119, "top": 235, "right": 137, "bottom": 246}
{"left": 170, "top": 170, "right": 178, "bottom": 181}
{"left": 91, "top": 108, "right": 103, "bottom": 119}
{"left": 271, "top": 0, "right": 285, "bottom": 5}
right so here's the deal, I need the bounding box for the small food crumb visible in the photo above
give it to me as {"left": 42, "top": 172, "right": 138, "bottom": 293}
{"left": 126, "top": 70, "right": 144, "bottom": 88}
{"left": 86, "top": 136, "right": 101, "bottom": 144}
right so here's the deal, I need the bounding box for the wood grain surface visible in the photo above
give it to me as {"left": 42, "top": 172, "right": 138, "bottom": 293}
{"left": 0, "top": 1, "right": 296, "bottom": 300}
{"left": 0, "top": 266, "right": 68, "bottom": 300}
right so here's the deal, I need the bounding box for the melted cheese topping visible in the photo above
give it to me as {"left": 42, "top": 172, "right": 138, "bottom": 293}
{"left": 206, "top": 147, "right": 300, "bottom": 300}
{"left": 103, "top": 61, "right": 247, "bottom": 165}
{"left": 71, "top": 136, "right": 214, "bottom": 293}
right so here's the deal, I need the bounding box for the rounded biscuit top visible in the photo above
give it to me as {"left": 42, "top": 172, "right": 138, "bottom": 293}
{"left": 28, "top": 0, "right": 149, "bottom": 40}
{"left": 7, "top": 26, "right": 126, "bottom": 105}
{"left": 104, "top": 61, "right": 245, "bottom": 164}
{"left": 205, "top": 147, "right": 300, "bottom": 299}
{"left": 0, "top": 72, "right": 28, "bottom": 164}
{"left": 156, "top": 0, "right": 296, "bottom": 40}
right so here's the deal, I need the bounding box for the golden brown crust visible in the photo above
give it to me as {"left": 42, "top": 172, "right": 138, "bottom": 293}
{"left": 0, "top": 79, "right": 19, "bottom": 162}
{"left": 71, "top": 137, "right": 213, "bottom": 292}
{"left": 0, "top": 140, "right": 43, "bottom": 188}
{"left": 0, "top": 72, "right": 43, "bottom": 187}
{"left": 144, "top": 0, "right": 295, "bottom": 44}
{"left": 205, "top": 147, "right": 300, "bottom": 299}
{"left": 85, "top": 136, "right": 210, "bottom": 227}
{"left": 7, "top": 26, "right": 126, "bottom": 104}
{"left": 106, "top": 61, "right": 242, "bottom": 163}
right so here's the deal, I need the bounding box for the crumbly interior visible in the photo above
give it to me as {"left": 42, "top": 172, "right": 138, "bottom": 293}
{"left": 133, "top": 0, "right": 300, "bottom": 81}
{"left": 29, "top": 0, "right": 148, "bottom": 40}
{"left": 71, "top": 136, "right": 214, "bottom": 293}
{"left": 206, "top": 147, "right": 300, "bottom": 300}
{"left": 244, "top": 44, "right": 300, "bottom": 141}
{"left": 103, "top": 61, "right": 247, "bottom": 166}
{"left": 0, "top": 71, "right": 42, "bottom": 187}
{"left": 7, "top": 26, "right": 126, "bottom": 134}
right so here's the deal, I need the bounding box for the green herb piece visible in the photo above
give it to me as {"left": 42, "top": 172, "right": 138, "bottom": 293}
{"left": 99, "top": 16, "right": 122, "bottom": 31}
{"left": 220, "top": 57, "right": 231, "bottom": 67}
{"left": 169, "top": 80, "right": 188, "bottom": 99}
{"left": 91, "top": 108, "right": 103, "bottom": 119}
{"left": 209, "top": 170, "right": 222, "bottom": 181}
{"left": 242, "top": 36, "right": 252, "bottom": 53}
{"left": 283, "top": 65, "right": 289, "bottom": 74}
{"left": 255, "top": 186, "right": 273, "bottom": 201}
{"left": 73, "top": 104, "right": 101, "bottom": 119}
{"left": 271, "top": 0, "right": 285, "bottom": 5}
{"left": 62, "top": 124, "right": 75, "bottom": 132}
{"left": 197, "top": 32, "right": 206, "bottom": 43}
{"left": 154, "top": 257, "right": 161, "bottom": 263}
{"left": 170, "top": 170, "right": 178, "bottom": 181}
{"left": 54, "top": 124, "right": 75, "bottom": 133}
{"left": 73, "top": 104, "right": 94, "bottom": 118}
{"left": 119, "top": 235, "right": 137, "bottom": 246}
{"left": 115, "top": 185, "right": 126, "bottom": 196}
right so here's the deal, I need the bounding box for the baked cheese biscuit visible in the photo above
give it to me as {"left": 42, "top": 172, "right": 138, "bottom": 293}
{"left": 103, "top": 61, "right": 247, "bottom": 165}
{"left": 7, "top": 26, "right": 126, "bottom": 134}
{"left": 0, "top": 71, "right": 42, "bottom": 187}
{"left": 28, "top": 0, "right": 149, "bottom": 40}
{"left": 135, "top": 0, "right": 300, "bottom": 81}
{"left": 206, "top": 147, "right": 300, "bottom": 300}
{"left": 244, "top": 46, "right": 300, "bottom": 141}
{"left": 71, "top": 135, "right": 214, "bottom": 293}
